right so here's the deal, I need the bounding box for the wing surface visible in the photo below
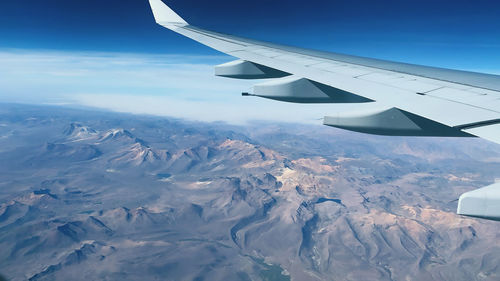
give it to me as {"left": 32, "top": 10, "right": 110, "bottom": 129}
{"left": 148, "top": 0, "right": 500, "bottom": 220}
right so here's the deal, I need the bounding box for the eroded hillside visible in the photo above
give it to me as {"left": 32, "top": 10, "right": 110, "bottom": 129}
{"left": 0, "top": 104, "right": 499, "bottom": 281}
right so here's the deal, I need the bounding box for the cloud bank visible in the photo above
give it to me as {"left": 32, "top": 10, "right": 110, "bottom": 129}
{"left": 0, "top": 49, "right": 362, "bottom": 124}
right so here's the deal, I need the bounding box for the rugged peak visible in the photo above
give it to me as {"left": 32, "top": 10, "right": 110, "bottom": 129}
{"left": 64, "top": 123, "right": 98, "bottom": 140}
{"left": 109, "top": 142, "right": 162, "bottom": 166}
{"left": 98, "top": 128, "right": 149, "bottom": 148}
{"left": 219, "top": 139, "right": 254, "bottom": 149}
{"left": 99, "top": 128, "right": 134, "bottom": 141}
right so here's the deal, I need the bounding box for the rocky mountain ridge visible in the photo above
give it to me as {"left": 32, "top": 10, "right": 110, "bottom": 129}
{"left": 0, "top": 104, "right": 499, "bottom": 281}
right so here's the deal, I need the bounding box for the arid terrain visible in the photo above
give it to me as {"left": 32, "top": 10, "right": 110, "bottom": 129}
{"left": 0, "top": 104, "right": 499, "bottom": 281}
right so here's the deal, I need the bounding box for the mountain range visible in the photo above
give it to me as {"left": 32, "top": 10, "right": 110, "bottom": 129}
{"left": 0, "top": 103, "right": 499, "bottom": 281}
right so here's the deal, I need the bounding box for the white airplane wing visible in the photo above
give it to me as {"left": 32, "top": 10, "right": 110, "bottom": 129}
{"left": 148, "top": 0, "right": 500, "bottom": 221}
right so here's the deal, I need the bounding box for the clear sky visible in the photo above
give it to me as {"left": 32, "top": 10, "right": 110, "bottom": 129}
{"left": 1, "top": 0, "right": 499, "bottom": 123}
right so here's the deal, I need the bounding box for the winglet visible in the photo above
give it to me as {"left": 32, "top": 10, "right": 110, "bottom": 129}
{"left": 149, "top": 0, "right": 187, "bottom": 26}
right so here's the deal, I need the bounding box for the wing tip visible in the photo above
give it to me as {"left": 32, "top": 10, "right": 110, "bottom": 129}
{"left": 149, "top": 0, "right": 188, "bottom": 25}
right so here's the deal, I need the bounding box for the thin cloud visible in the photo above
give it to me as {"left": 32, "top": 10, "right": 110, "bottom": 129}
{"left": 0, "top": 49, "right": 356, "bottom": 124}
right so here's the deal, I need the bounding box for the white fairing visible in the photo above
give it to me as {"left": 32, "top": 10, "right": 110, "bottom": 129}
{"left": 148, "top": 0, "right": 500, "bottom": 221}
{"left": 252, "top": 76, "right": 370, "bottom": 103}
{"left": 458, "top": 182, "right": 500, "bottom": 221}
{"left": 215, "top": 60, "right": 289, "bottom": 79}
{"left": 324, "top": 107, "right": 471, "bottom": 137}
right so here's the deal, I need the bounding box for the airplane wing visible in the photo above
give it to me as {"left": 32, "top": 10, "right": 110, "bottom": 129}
{"left": 148, "top": 0, "right": 500, "bottom": 221}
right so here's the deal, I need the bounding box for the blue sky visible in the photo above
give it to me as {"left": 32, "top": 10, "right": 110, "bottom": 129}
{"left": 2, "top": 0, "right": 500, "bottom": 64}
{"left": 0, "top": 0, "right": 499, "bottom": 123}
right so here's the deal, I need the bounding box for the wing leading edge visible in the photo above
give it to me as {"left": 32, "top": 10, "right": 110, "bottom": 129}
{"left": 148, "top": 0, "right": 500, "bottom": 221}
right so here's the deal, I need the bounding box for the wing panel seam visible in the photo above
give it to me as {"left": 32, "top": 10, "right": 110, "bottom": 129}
{"left": 180, "top": 26, "right": 500, "bottom": 93}
{"left": 180, "top": 26, "right": 249, "bottom": 47}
